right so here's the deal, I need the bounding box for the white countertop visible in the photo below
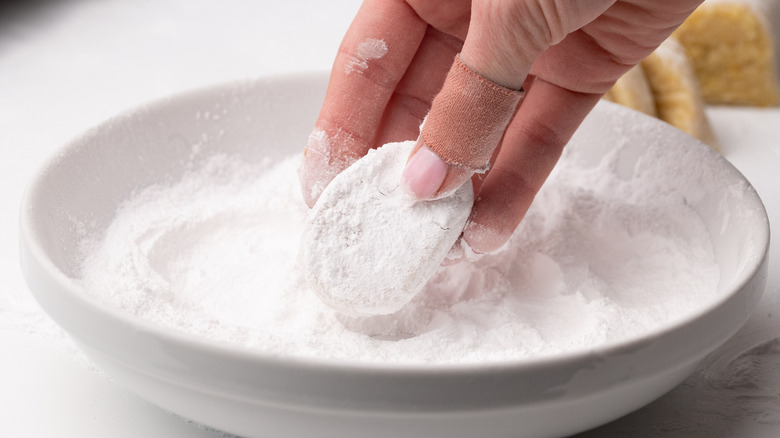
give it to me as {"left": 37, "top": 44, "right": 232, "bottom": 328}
{"left": 2, "top": 1, "right": 778, "bottom": 437}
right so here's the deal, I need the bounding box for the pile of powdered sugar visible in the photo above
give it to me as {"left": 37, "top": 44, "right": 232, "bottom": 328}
{"left": 78, "top": 141, "right": 721, "bottom": 364}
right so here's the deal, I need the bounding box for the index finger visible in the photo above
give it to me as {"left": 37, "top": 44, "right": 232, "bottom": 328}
{"left": 299, "top": 0, "right": 428, "bottom": 206}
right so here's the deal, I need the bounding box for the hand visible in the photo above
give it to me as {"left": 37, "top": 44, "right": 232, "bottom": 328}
{"left": 299, "top": 0, "right": 703, "bottom": 254}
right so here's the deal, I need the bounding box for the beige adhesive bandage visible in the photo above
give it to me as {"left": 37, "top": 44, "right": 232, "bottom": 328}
{"left": 421, "top": 56, "right": 524, "bottom": 172}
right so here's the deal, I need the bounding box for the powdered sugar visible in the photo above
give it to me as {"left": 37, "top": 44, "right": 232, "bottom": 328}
{"left": 302, "top": 141, "right": 473, "bottom": 316}
{"left": 77, "top": 139, "right": 720, "bottom": 364}
{"left": 345, "top": 38, "right": 388, "bottom": 75}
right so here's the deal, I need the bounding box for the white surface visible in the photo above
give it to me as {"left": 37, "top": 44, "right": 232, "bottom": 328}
{"left": 2, "top": 1, "right": 779, "bottom": 437}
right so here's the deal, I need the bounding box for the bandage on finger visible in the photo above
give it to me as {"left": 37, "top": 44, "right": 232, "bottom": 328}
{"left": 421, "top": 56, "right": 524, "bottom": 172}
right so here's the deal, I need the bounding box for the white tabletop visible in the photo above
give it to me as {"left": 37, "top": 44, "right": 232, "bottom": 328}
{"left": 2, "top": 1, "right": 779, "bottom": 437}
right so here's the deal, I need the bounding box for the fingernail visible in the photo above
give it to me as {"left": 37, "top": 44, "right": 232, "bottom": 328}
{"left": 463, "top": 219, "right": 507, "bottom": 255}
{"left": 402, "top": 144, "right": 448, "bottom": 199}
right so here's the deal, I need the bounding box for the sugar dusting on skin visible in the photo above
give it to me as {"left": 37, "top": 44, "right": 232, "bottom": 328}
{"left": 345, "top": 38, "right": 388, "bottom": 75}
{"left": 300, "top": 127, "right": 360, "bottom": 204}
{"left": 78, "top": 140, "right": 721, "bottom": 364}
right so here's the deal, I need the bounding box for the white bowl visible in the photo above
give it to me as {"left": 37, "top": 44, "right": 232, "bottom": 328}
{"left": 20, "top": 73, "right": 769, "bottom": 438}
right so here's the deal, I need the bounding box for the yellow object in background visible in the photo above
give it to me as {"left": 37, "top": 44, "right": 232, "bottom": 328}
{"left": 603, "top": 65, "right": 657, "bottom": 118}
{"left": 672, "top": 0, "right": 780, "bottom": 107}
{"left": 641, "top": 39, "right": 719, "bottom": 149}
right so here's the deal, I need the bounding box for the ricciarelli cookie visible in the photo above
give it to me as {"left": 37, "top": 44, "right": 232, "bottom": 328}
{"left": 302, "top": 141, "right": 473, "bottom": 317}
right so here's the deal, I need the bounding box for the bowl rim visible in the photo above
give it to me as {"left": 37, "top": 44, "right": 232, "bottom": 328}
{"left": 19, "top": 73, "right": 772, "bottom": 377}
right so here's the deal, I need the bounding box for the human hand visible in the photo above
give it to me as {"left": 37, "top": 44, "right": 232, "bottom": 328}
{"left": 299, "top": 0, "right": 703, "bottom": 254}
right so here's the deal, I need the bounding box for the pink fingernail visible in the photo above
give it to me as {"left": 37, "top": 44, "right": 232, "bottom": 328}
{"left": 402, "top": 144, "right": 448, "bottom": 199}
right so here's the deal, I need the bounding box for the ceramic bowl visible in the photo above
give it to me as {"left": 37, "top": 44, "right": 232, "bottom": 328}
{"left": 20, "top": 73, "right": 769, "bottom": 438}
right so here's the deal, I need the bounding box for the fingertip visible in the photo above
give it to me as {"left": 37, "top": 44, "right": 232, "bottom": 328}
{"left": 462, "top": 218, "right": 512, "bottom": 255}
{"left": 298, "top": 153, "right": 331, "bottom": 208}
{"left": 298, "top": 128, "right": 350, "bottom": 208}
